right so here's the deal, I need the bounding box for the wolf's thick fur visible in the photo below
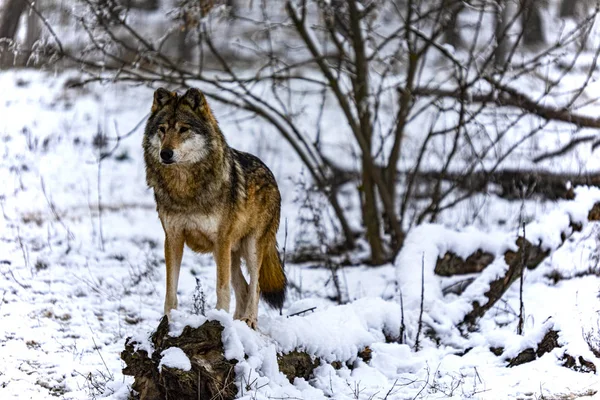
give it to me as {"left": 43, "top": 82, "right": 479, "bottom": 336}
{"left": 143, "top": 88, "right": 286, "bottom": 328}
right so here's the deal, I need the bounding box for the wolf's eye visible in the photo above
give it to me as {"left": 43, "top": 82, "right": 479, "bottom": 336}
{"left": 179, "top": 127, "right": 189, "bottom": 134}
{"left": 158, "top": 126, "right": 166, "bottom": 134}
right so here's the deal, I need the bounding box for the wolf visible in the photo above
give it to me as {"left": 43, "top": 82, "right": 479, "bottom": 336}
{"left": 143, "top": 87, "right": 286, "bottom": 329}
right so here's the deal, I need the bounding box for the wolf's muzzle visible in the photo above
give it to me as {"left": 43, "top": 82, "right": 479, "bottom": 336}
{"left": 160, "top": 149, "right": 175, "bottom": 164}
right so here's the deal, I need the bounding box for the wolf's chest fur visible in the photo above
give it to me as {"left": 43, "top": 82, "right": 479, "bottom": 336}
{"left": 175, "top": 212, "right": 220, "bottom": 238}
{"left": 161, "top": 211, "right": 221, "bottom": 253}
{"left": 149, "top": 158, "right": 227, "bottom": 214}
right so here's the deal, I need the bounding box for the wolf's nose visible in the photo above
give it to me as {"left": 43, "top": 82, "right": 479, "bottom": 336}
{"left": 160, "top": 149, "right": 174, "bottom": 162}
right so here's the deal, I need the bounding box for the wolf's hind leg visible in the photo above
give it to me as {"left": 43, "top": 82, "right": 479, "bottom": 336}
{"left": 231, "top": 250, "right": 249, "bottom": 320}
{"left": 164, "top": 232, "right": 184, "bottom": 319}
{"left": 241, "top": 237, "right": 263, "bottom": 329}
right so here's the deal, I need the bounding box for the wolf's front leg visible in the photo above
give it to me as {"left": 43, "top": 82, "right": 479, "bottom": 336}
{"left": 164, "top": 232, "right": 184, "bottom": 318}
{"left": 215, "top": 242, "right": 232, "bottom": 312}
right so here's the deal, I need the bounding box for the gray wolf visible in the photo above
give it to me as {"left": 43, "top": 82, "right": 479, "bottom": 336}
{"left": 143, "top": 87, "right": 286, "bottom": 328}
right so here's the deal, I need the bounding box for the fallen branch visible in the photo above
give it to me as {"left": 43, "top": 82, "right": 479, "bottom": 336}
{"left": 414, "top": 169, "right": 600, "bottom": 201}
{"left": 411, "top": 82, "right": 600, "bottom": 130}
{"left": 454, "top": 200, "right": 600, "bottom": 326}
{"left": 322, "top": 156, "right": 599, "bottom": 201}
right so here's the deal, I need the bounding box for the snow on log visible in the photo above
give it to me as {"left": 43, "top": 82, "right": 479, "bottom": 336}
{"left": 489, "top": 321, "right": 597, "bottom": 372}
{"left": 121, "top": 299, "right": 401, "bottom": 399}
{"left": 396, "top": 186, "right": 600, "bottom": 338}
{"left": 435, "top": 249, "right": 495, "bottom": 277}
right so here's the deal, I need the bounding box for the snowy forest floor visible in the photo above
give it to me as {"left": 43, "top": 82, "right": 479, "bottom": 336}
{"left": 1, "top": 70, "right": 600, "bottom": 399}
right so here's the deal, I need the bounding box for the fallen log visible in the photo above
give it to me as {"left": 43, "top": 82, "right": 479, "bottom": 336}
{"left": 122, "top": 317, "right": 238, "bottom": 400}
{"left": 121, "top": 317, "right": 374, "bottom": 399}
{"left": 426, "top": 193, "right": 600, "bottom": 328}
{"left": 413, "top": 169, "right": 598, "bottom": 200}
{"left": 462, "top": 236, "right": 551, "bottom": 326}
{"left": 323, "top": 154, "right": 599, "bottom": 202}
{"left": 460, "top": 201, "right": 600, "bottom": 326}
{"left": 435, "top": 250, "right": 494, "bottom": 277}
{"left": 322, "top": 151, "right": 599, "bottom": 202}
{"left": 507, "top": 329, "right": 560, "bottom": 367}
{"left": 496, "top": 328, "right": 597, "bottom": 373}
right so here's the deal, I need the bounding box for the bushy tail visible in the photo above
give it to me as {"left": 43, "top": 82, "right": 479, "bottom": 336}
{"left": 259, "top": 241, "right": 287, "bottom": 309}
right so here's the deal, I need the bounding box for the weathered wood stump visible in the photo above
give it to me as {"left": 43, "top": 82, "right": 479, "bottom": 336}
{"left": 122, "top": 317, "right": 238, "bottom": 400}
{"left": 121, "top": 317, "right": 335, "bottom": 399}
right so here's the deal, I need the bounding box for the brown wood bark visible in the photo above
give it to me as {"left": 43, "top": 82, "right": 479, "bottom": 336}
{"left": 494, "top": 0, "right": 511, "bottom": 68}
{"left": 0, "top": 0, "right": 26, "bottom": 40}
{"left": 122, "top": 317, "right": 238, "bottom": 400}
{"left": 435, "top": 250, "right": 494, "bottom": 276}
{"left": 560, "top": 0, "right": 579, "bottom": 18}
{"left": 318, "top": 159, "right": 596, "bottom": 203}
{"left": 503, "top": 328, "right": 597, "bottom": 373}
{"left": 362, "top": 164, "right": 385, "bottom": 264}
{"left": 286, "top": 1, "right": 404, "bottom": 261}
{"left": 507, "top": 329, "right": 559, "bottom": 367}
{"left": 348, "top": 0, "right": 385, "bottom": 264}
{"left": 461, "top": 236, "right": 550, "bottom": 326}
{"left": 441, "top": 0, "right": 463, "bottom": 49}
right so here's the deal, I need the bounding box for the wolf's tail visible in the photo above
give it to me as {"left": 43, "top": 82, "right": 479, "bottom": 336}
{"left": 259, "top": 240, "right": 287, "bottom": 309}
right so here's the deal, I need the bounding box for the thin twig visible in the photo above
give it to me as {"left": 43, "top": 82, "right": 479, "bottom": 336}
{"left": 415, "top": 253, "right": 425, "bottom": 351}
{"left": 287, "top": 307, "right": 316, "bottom": 317}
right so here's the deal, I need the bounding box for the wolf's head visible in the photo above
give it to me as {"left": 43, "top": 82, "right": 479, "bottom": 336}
{"left": 144, "top": 88, "right": 222, "bottom": 165}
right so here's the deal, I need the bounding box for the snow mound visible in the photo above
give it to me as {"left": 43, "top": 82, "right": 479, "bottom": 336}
{"left": 162, "top": 298, "right": 403, "bottom": 399}
{"left": 396, "top": 186, "right": 600, "bottom": 343}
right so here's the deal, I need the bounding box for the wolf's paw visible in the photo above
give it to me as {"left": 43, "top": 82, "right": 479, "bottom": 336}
{"left": 241, "top": 316, "right": 257, "bottom": 330}
{"left": 164, "top": 303, "right": 177, "bottom": 321}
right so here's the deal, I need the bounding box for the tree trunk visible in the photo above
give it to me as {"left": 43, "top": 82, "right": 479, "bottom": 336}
{"left": 0, "top": 0, "right": 28, "bottom": 68}
{"left": 176, "top": 29, "right": 192, "bottom": 62}
{"left": 494, "top": 0, "right": 511, "bottom": 68}
{"left": 361, "top": 160, "right": 385, "bottom": 264}
{"left": 442, "top": 0, "right": 463, "bottom": 49}
{"left": 521, "top": 0, "right": 546, "bottom": 47}
{"left": 347, "top": 0, "right": 385, "bottom": 264}
{"left": 122, "top": 318, "right": 238, "bottom": 400}
{"left": 559, "top": 0, "right": 580, "bottom": 18}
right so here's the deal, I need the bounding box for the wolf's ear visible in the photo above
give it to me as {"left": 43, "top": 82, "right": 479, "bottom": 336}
{"left": 152, "top": 88, "right": 176, "bottom": 113}
{"left": 181, "top": 88, "right": 213, "bottom": 120}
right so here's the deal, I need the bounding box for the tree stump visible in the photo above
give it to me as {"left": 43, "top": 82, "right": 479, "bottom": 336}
{"left": 121, "top": 317, "right": 327, "bottom": 399}
{"left": 121, "top": 317, "right": 238, "bottom": 400}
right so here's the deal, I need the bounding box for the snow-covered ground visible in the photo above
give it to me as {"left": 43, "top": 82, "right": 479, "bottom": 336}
{"left": 1, "top": 70, "right": 600, "bottom": 399}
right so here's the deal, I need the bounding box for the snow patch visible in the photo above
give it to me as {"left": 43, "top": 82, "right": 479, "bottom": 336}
{"left": 159, "top": 347, "right": 192, "bottom": 372}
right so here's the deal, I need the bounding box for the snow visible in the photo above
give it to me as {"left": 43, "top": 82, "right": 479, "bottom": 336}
{"left": 2, "top": 69, "right": 600, "bottom": 399}
{"left": 262, "top": 297, "right": 400, "bottom": 362}
{"left": 396, "top": 186, "right": 600, "bottom": 341}
{"left": 158, "top": 347, "right": 191, "bottom": 372}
